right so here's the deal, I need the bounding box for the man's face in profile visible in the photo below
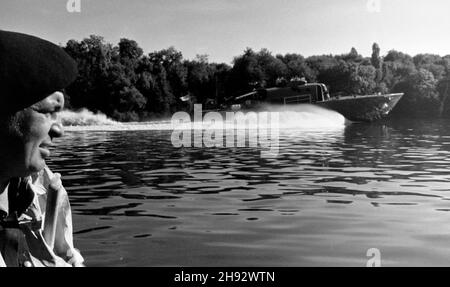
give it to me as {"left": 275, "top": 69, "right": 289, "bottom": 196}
{"left": 0, "top": 91, "right": 65, "bottom": 178}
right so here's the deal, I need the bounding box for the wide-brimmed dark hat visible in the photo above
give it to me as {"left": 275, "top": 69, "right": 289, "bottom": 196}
{"left": 0, "top": 30, "right": 78, "bottom": 112}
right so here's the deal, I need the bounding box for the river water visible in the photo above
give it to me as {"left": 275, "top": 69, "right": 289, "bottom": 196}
{"left": 48, "top": 108, "right": 450, "bottom": 266}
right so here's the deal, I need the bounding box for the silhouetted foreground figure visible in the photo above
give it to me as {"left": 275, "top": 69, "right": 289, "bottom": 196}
{"left": 0, "top": 30, "right": 83, "bottom": 267}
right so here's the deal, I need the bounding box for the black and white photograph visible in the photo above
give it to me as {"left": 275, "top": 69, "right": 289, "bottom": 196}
{"left": 1, "top": 0, "right": 450, "bottom": 272}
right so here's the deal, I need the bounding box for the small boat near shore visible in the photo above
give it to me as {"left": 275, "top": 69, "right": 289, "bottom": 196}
{"left": 216, "top": 80, "right": 403, "bottom": 122}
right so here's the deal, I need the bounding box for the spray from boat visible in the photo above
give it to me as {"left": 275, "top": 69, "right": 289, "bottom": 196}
{"left": 61, "top": 104, "right": 346, "bottom": 131}
{"left": 60, "top": 109, "right": 120, "bottom": 127}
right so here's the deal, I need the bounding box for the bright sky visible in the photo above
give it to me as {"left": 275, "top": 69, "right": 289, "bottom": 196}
{"left": 1, "top": 0, "right": 450, "bottom": 64}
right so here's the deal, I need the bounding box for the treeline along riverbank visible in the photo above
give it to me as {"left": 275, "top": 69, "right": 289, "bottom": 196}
{"left": 63, "top": 35, "right": 450, "bottom": 121}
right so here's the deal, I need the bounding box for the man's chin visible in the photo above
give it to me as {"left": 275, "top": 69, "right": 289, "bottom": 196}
{"left": 26, "top": 161, "right": 47, "bottom": 176}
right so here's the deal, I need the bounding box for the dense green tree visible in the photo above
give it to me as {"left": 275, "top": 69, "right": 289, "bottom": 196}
{"left": 437, "top": 76, "right": 450, "bottom": 116}
{"left": 413, "top": 54, "right": 446, "bottom": 81}
{"left": 371, "top": 43, "right": 381, "bottom": 69}
{"left": 137, "top": 55, "right": 174, "bottom": 117}
{"left": 182, "top": 55, "right": 231, "bottom": 110}
{"left": 392, "top": 68, "right": 439, "bottom": 117}
{"left": 64, "top": 35, "right": 118, "bottom": 111}
{"left": 185, "top": 55, "right": 216, "bottom": 105}
{"left": 119, "top": 38, "right": 143, "bottom": 61}
{"left": 306, "top": 55, "right": 339, "bottom": 79}
{"left": 338, "top": 47, "right": 364, "bottom": 63}
{"left": 371, "top": 43, "right": 383, "bottom": 84}
{"left": 276, "top": 53, "right": 316, "bottom": 82}
{"left": 228, "top": 48, "right": 264, "bottom": 95}
{"left": 255, "top": 48, "right": 287, "bottom": 87}
{"left": 382, "top": 50, "right": 417, "bottom": 90}
{"left": 316, "top": 60, "right": 376, "bottom": 96}
{"left": 351, "top": 64, "right": 378, "bottom": 95}
{"left": 148, "top": 47, "right": 187, "bottom": 113}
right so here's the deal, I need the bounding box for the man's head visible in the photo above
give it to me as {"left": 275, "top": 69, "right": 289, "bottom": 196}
{"left": 0, "top": 31, "right": 77, "bottom": 179}
{"left": 0, "top": 92, "right": 65, "bottom": 178}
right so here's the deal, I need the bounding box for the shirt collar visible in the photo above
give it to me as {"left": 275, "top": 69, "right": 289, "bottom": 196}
{"left": 0, "top": 178, "right": 35, "bottom": 219}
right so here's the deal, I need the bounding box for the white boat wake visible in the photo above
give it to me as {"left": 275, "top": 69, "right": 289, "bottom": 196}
{"left": 61, "top": 105, "right": 346, "bottom": 132}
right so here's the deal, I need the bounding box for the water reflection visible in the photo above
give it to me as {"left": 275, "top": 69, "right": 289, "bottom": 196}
{"left": 48, "top": 119, "right": 450, "bottom": 266}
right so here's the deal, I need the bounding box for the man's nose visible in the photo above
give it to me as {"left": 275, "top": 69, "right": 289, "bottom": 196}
{"left": 49, "top": 122, "right": 64, "bottom": 139}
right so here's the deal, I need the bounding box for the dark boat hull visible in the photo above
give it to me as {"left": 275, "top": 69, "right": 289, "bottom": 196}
{"left": 201, "top": 92, "right": 403, "bottom": 122}
{"left": 316, "top": 93, "right": 403, "bottom": 122}
{"left": 211, "top": 82, "right": 404, "bottom": 122}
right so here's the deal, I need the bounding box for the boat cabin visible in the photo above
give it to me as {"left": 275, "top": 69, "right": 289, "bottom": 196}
{"left": 264, "top": 82, "right": 330, "bottom": 104}
{"left": 230, "top": 81, "right": 330, "bottom": 110}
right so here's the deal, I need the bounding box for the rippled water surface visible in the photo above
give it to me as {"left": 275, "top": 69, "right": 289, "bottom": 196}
{"left": 48, "top": 118, "right": 450, "bottom": 266}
